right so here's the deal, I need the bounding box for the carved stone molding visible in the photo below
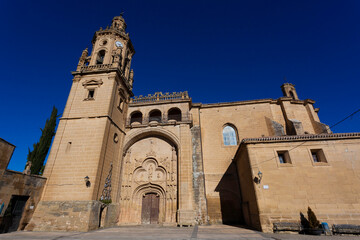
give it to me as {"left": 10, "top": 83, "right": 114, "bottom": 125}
{"left": 242, "top": 132, "right": 360, "bottom": 143}
{"left": 133, "top": 158, "right": 166, "bottom": 184}
{"left": 82, "top": 79, "right": 103, "bottom": 87}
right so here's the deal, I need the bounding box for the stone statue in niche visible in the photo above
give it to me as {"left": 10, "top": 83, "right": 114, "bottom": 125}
{"left": 113, "top": 47, "right": 122, "bottom": 65}
{"left": 125, "top": 150, "right": 131, "bottom": 164}
{"left": 148, "top": 164, "right": 154, "bottom": 180}
{"left": 77, "top": 48, "right": 88, "bottom": 67}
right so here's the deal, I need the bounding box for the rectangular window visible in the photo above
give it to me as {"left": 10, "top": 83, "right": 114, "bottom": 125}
{"left": 278, "top": 153, "right": 285, "bottom": 163}
{"left": 277, "top": 151, "right": 291, "bottom": 164}
{"left": 88, "top": 89, "right": 95, "bottom": 99}
{"left": 310, "top": 149, "right": 327, "bottom": 163}
{"left": 312, "top": 152, "right": 319, "bottom": 162}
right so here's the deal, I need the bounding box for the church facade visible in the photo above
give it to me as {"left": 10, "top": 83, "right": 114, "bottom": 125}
{"left": 26, "top": 16, "right": 360, "bottom": 232}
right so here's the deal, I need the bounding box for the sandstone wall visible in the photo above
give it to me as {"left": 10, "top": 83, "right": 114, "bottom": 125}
{"left": 27, "top": 200, "right": 102, "bottom": 231}
{"left": 198, "top": 99, "right": 324, "bottom": 224}
{"left": 0, "top": 170, "right": 46, "bottom": 231}
{"left": 239, "top": 136, "right": 360, "bottom": 232}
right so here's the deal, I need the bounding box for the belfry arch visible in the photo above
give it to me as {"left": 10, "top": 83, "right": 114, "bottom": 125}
{"left": 118, "top": 129, "right": 179, "bottom": 225}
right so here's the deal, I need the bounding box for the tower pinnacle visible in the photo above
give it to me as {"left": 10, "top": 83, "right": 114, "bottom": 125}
{"left": 111, "top": 15, "right": 126, "bottom": 32}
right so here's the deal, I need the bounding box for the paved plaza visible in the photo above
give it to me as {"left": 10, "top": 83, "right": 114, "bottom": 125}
{"left": 0, "top": 225, "right": 359, "bottom": 240}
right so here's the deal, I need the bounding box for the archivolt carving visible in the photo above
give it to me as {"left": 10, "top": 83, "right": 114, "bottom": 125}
{"left": 133, "top": 183, "right": 165, "bottom": 200}
{"left": 82, "top": 79, "right": 103, "bottom": 87}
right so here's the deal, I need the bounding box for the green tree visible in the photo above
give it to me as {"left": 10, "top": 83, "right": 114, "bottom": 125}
{"left": 26, "top": 106, "right": 58, "bottom": 175}
{"left": 307, "top": 207, "right": 320, "bottom": 229}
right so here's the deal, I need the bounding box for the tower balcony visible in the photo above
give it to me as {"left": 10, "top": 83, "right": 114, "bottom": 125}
{"left": 72, "top": 63, "right": 133, "bottom": 92}
{"left": 80, "top": 63, "right": 113, "bottom": 71}
{"left": 125, "top": 113, "right": 193, "bottom": 128}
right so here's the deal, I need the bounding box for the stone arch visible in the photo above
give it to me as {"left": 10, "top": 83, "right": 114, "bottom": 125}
{"left": 119, "top": 130, "right": 179, "bottom": 225}
{"left": 168, "top": 107, "right": 182, "bottom": 121}
{"left": 133, "top": 183, "right": 166, "bottom": 224}
{"left": 133, "top": 183, "right": 166, "bottom": 199}
{"left": 96, "top": 49, "right": 107, "bottom": 64}
{"left": 130, "top": 111, "right": 143, "bottom": 125}
{"left": 149, "top": 109, "right": 162, "bottom": 123}
{"left": 123, "top": 128, "right": 180, "bottom": 154}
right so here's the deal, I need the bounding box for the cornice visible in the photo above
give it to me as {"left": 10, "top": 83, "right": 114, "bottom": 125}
{"left": 197, "top": 97, "right": 316, "bottom": 109}
{"left": 233, "top": 132, "right": 360, "bottom": 161}
{"left": 241, "top": 132, "right": 360, "bottom": 144}
{"left": 129, "top": 98, "right": 191, "bottom": 107}
{"left": 71, "top": 66, "right": 134, "bottom": 97}
{"left": 5, "top": 169, "right": 47, "bottom": 179}
{"left": 199, "top": 99, "right": 277, "bottom": 108}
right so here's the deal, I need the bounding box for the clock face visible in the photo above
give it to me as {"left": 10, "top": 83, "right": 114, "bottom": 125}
{"left": 115, "top": 41, "right": 123, "bottom": 48}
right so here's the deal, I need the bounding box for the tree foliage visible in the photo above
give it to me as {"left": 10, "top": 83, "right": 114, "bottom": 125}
{"left": 307, "top": 207, "right": 320, "bottom": 229}
{"left": 26, "top": 106, "right": 58, "bottom": 175}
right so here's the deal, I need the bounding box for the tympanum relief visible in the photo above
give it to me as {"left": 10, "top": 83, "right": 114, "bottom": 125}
{"left": 134, "top": 159, "right": 166, "bottom": 183}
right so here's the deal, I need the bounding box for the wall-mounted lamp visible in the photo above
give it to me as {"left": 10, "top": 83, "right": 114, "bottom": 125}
{"left": 84, "top": 176, "right": 91, "bottom": 187}
{"left": 254, "top": 171, "right": 263, "bottom": 184}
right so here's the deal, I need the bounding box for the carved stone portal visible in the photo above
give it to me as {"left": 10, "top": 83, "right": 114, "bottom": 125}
{"left": 118, "top": 137, "right": 177, "bottom": 225}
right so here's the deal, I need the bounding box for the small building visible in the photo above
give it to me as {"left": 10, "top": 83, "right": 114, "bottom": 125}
{"left": 235, "top": 133, "right": 360, "bottom": 232}
{"left": 0, "top": 138, "right": 46, "bottom": 233}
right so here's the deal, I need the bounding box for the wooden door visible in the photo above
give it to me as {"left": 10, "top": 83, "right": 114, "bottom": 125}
{"left": 3, "top": 195, "right": 29, "bottom": 233}
{"left": 141, "top": 193, "right": 159, "bottom": 224}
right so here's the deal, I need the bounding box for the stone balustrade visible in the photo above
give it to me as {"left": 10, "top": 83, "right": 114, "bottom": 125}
{"left": 80, "top": 64, "right": 113, "bottom": 71}
{"left": 130, "top": 91, "right": 190, "bottom": 104}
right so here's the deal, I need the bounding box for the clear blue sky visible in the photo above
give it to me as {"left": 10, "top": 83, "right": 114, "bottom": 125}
{"left": 1, "top": 0, "right": 360, "bottom": 172}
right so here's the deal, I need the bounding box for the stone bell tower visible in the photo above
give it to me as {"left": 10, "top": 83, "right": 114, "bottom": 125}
{"left": 27, "top": 15, "right": 135, "bottom": 232}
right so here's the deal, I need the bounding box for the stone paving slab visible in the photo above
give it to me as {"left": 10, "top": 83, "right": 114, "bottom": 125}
{"left": 0, "top": 225, "right": 359, "bottom": 240}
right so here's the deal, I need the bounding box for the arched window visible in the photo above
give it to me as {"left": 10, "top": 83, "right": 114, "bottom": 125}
{"left": 223, "top": 125, "right": 238, "bottom": 146}
{"left": 289, "top": 91, "right": 295, "bottom": 100}
{"left": 96, "top": 50, "right": 106, "bottom": 64}
{"left": 168, "top": 108, "right": 182, "bottom": 122}
{"left": 130, "top": 111, "right": 143, "bottom": 124}
{"left": 149, "top": 109, "right": 162, "bottom": 123}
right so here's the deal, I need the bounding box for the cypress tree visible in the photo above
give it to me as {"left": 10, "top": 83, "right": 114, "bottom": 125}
{"left": 26, "top": 106, "right": 59, "bottom": 175}
{"left": 307, "top": 207, "right": 320, "bottom": 229}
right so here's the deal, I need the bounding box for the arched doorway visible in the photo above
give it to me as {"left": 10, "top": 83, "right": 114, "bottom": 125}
{"left": 141, "top": 192, "right": 160, "bottom": 224}
{"left": 118, "top": 135, "right": 178, "bottom": 225}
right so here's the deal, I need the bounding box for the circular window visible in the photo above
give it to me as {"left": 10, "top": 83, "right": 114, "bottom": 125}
{"left": 113, "top": 133, "right": 119, "bottom": 143}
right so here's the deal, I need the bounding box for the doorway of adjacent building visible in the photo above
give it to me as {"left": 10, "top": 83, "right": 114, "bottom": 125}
{"left": 0, "top": 195, "right": 29, "bottom": 233}
{"left": 141, "top": 193, "right": 159, "bottom": 224}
